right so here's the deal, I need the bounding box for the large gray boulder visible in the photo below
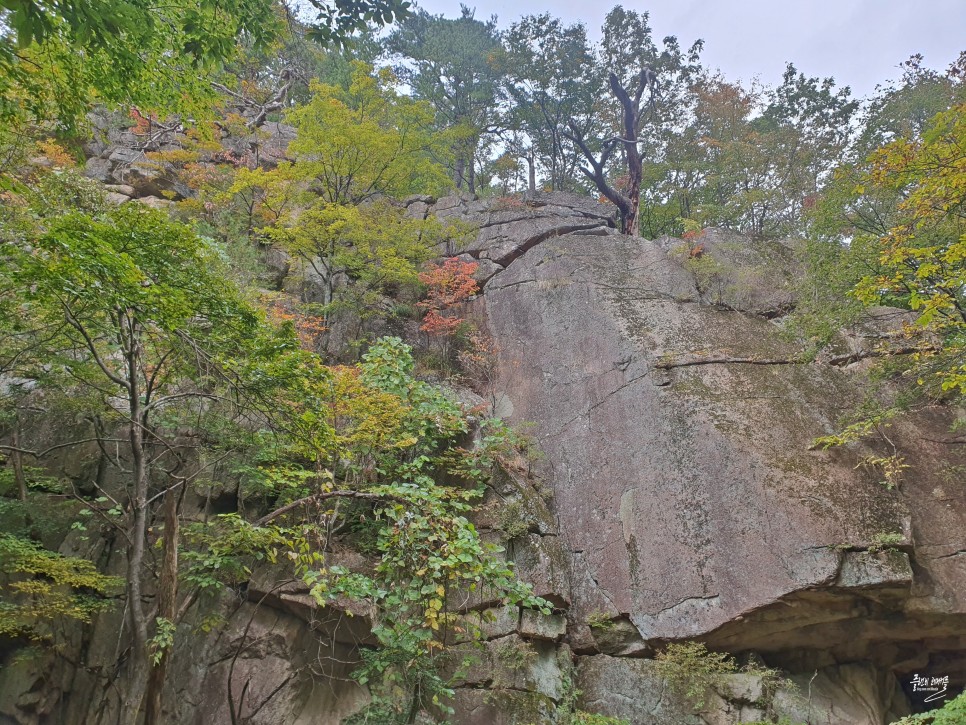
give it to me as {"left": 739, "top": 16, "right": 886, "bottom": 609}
{"left": 476, "top": 206, "right": 966, "bottom": 717}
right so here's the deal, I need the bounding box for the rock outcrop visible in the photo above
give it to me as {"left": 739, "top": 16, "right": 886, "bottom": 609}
{"left": 410, "top": 191, "right": 965, "bottom": 723}
{"left": 81, "top": 109, "right": 295, "bottom": 207}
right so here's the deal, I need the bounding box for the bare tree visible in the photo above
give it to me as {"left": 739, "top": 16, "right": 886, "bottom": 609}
{"left": 566, "top": 68, "right": 656, "bottom": 235}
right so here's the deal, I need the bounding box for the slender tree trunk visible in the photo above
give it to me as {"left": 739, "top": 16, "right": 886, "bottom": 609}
{"left": 550, "top": 147, "right": 558, "bottom": 192}
{"left": 406, "top": 683, "right": 422, "bottom": 724}
{"left": 527, "top": 150, "right": 536, "bottom": 193}
{"left": 144, "top": 484, "right": 181, "bottom": 725}
{"left": 11, "top": 421, "right": 27, "bottom": 502}
{"left": 123, "top": 318, "right": 151, "bottom": 723}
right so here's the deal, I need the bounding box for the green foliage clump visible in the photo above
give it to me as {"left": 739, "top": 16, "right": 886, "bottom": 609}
{"left": 0, "top": 0, "right": 410, "bottom": 132}
{"left": 890, "top": 692, "right": 966, "bottom": 724}
{"left": 586, "top": 611, "right": 616, "bottom": 631}
{"left": 0, "top": 466, "right": 77, "bottom": 544}
{"left": 655, "top": 642, "right": 792, "bottom": 716}
{"left": 287, "top": 62, "right": 450, "bottom": 205}
{"left": 497, "top": 500, "right": 532, "bottom": 542}
{"left": 0, "top": 533, "right": 122, "bottom": 640}
{"left": 180, "top": 514, "right": 285, "bottom": 592}
{"left": 656, "top": 642, "right": 740, "bottom": 710}
{"left": 868, "top": 533, "right": 906, "bottom": 553}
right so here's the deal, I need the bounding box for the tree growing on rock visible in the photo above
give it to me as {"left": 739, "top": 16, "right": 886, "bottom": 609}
{"left": 563, "top": 7, "right": 702, "bottom": 236}
{"left": 565, "top": 67, "right": 657, "bottom": 235}
{"left": 265, "top": 199, "right": 453, "bottom": 350}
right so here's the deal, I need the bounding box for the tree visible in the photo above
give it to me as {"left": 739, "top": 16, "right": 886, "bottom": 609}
{"left": 7, "top": 202, "right": 264, "bottom": 722}
{"left": 1, "top": 165, "right": 544, "bottom": 720}
{"left": 387, "top": 5, "right": 503, "bottom": 193}
{"left": 750, "top": 63, "right": 857, "bottom": 235}
{"left": 0, "top": 0, "right": 412, "bottom": 131}
{"left": 499, "top": 14, "right": 599, "bottom": 192}
{"left": 800, "top": 56, "right": 966, "bottom": 348}
{"left": 566, "top": 68, "right": 657, "bottom": 235}
{"left": 656, "top": 67, "right": 855, "bottom": 239}
{"left": 848, "top": 103, "right": 966, "bottom": 398}
{"left": 856, "top": 53, "right": 966, "bottom": 158}
{"left": 260, "top": 61, "right": 454, "bottom": 346}
{"left": 265, "top": 200, "right": 447, "bottom": 319}
{"left": 286, "top": 61, "right": 448, "bottom": 205}
{"left": 564, "top": 6, "right": 703, "bottom": 236}
{"left": 800, "top": 100, "right": 966, "bottom": 468}
{"left": 418, "top": 257, "right": 479, "bottom": 336}
{"left": 598, "top": 6, "right": 704, "bottom": 229}
{"left": 210, "top": 22, "right": 386, "bottom": 133}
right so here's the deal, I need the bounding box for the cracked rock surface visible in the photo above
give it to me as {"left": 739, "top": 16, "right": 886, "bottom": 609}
{"left": 473, "top": 196, "right": 966, "bottom": 720}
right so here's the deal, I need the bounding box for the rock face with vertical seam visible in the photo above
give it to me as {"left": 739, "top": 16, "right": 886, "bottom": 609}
{"left": 476, "top": 202, "right": 966, "bottom": 712}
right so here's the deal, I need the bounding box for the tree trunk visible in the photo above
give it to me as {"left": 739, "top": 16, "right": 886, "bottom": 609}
{"left": 11, "top": 422, "right": 27, "bottom": 502}
{"left": 122, "top": 319, "right": 151, "bottom": 723}
{"left": 609, "top": 72, "right": 645, "bottom": 236}
{"left": 144, "top": 484, "right": 182, "bottom": 725}
{"left": 527, "top": 151, "right": 536, "bottom": 193}
{"left": 565, "top": 69, "right": 655, "bottom": 237}
{"left": 623, "top": 172, "right": 641, "bottom": 236}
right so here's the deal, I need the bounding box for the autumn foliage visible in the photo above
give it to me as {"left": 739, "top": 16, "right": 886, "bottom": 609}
{"left": 418, "top": 258, "right": 479, "bottom": 336}
{"left": 263, "top": 293, "right": 327, "bottom": 351}
{"left": 129, "top": 107, "right": 154, "bottom": 136}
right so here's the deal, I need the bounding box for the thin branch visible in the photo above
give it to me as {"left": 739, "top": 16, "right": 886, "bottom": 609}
{"left": 143, "top": 391, "right": 220, "bottom": 414}
{"left": 144, "top": 451, "right": 233, "bottom": 506}
{"left": 656, "top": 345, "right": 932, "bottom": 370}
{"left": 655, "top": 356, "right": 802, "bottom": 370}
{"left": 61, "top": 305, "right": 130, "bottom": 390}
{"left": 0, "top": 437, "right": 128, "bottom": 457}
{"left": 68, "top": 483, "right": 134, "bottom": 547}
{"left": 825, "top": 345, "right": 933, "bottom": 367}
{"left": 921, "top": 436, "right": 966, "bottom": 445}
{"left": 255, "top": 490, "right": 408, "bottom": 527}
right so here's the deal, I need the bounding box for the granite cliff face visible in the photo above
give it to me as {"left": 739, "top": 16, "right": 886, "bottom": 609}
{"left": 410, "top": 192, "right": 966, "bottom": 723}
{"left": 2, "top": 191, "right": 964, "bottom": 725}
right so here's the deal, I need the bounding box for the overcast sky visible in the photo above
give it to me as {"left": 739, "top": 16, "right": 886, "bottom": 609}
{"left": 413, "top": 0, "right": 965, "bottom": 99}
